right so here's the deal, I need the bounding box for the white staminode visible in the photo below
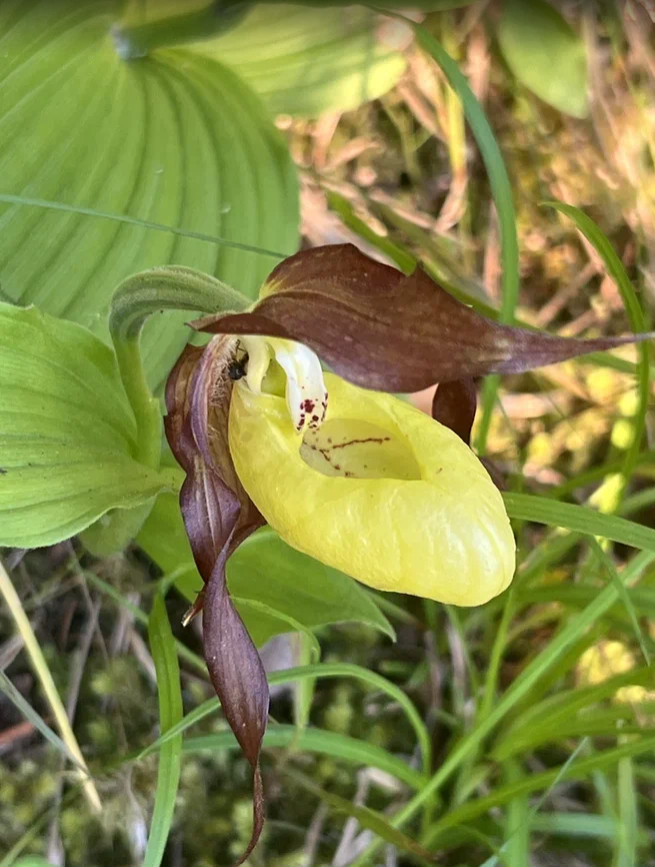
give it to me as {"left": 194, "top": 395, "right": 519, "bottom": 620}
{"left": 238, "top": 336, "right": 328, "bottom": 434}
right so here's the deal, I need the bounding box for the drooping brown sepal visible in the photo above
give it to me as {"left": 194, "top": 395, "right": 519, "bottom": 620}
{"left": 193, "top": 244, "right": 653, "bottom": 394}
{"left": 165, "top": 338, "right": 268, "bottom": 866}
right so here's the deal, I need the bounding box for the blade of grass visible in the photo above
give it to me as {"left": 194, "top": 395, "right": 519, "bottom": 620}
{"left": 285, "top": 768, "right": 437, "bottom": 865}
{"left": 425, "top": 735, "right": 655, "bottom": 843}
{"left": 492, "top": 665, "right": 655, "bottom": 760}
{"left": 349, "top": 549, "right": 655, "bottom": 865}
{"left": 0, "top": 193, "right": 288, "bottom": 260}
{"left": 0, "top": 670, "right": 85, "bottom": 772}
{"left": 479, "top": 739, "right": 590, "bottom": 867}
{"left": 617, "top": 753, "right": 639, "bottom": 867}
{"left": 504, "top": 492, "right": 655, "bottom": 552}
{"left": 0, "top": 558, "right": 101, "bottom": 812}
{"left": 546, "top": 202, "right": 651, "bottom": 501}
{"left": 182, "top": 725, "right": 423, "bottom": 790}
{"left": 548, "top": 449, "right": 655, "bottom": 500}
{"left": 140, "top": 662, "right": 431, "bottom": 778}
{"left": 503, "top": 760, "right": 529, "bottom": 867}
{"left": 142, "top": 593, "right": 183, "bottom": 867}
{"left": 588, "top": 538, "right": 650, "bottom": 664}
{"left": 516, "top": 583, "right": 655, "bottom": 617}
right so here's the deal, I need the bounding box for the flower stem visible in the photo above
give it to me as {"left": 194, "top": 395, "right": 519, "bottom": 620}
{"left": 83, "top": 266, "right": 249, "bottom": 556}
{"left": 112, "top": 1, "right": 252, "bottom": 60}
{"left": 111, "top": 265, "right": 248, "bottom": 455}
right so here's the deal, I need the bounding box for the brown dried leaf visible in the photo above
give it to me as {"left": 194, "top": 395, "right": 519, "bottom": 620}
{"left": 194, "top": 244, "right": 652, "bottom": 392}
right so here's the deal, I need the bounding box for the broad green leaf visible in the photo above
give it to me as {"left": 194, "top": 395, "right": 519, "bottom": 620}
{"left": 136, "top": 493, "right": 394, "bottom": 645}
{"left": 144, "top": 593, "right": 183, "bottom": 867}
{"left": 0, "top": 0, "right": 298, "bottom": 389}
{"left": 497, "top": 0, "right": 588, "bottom": 118}
{"left": 228, "top": 528, "right": 395, "bottom": 642}
{"left": 0, "top": 302, "right": 170, "bottom": 547}
{"left": 189, "top": 5, "right": 408, "bottom": 117}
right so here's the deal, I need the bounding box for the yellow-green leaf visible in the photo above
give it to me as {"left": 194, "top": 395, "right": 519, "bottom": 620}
{"left": 0, "top": 302, "right": 170, "bottom": 548}
{"left": 190, "top": 4, "right": 407, "bottom": 117}
{"left": 497, "top": 0, "right": 588, "bottom": 118}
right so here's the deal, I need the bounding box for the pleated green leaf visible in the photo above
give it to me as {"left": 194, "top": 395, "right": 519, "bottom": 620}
{"left": 136, "top": 492, "right": 394, "bottom": 646}
{"left": 0, "top": 302, "right": 170, "bottom": 547}
{"left": 190, "top": 4, "right": 407, "bottom": 117}
{"left": 0, "top": 0, "right": 298, "bottom": 388}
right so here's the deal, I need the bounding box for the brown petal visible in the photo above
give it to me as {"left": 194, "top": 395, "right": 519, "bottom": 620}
{"left": 164, "top": 338, "right": 268, "bottom": 865}
{"left": 194, "top": 244, "right": 652, "bottom": 393}
{"left": 430, "top": 377, "right": 506, "bottom": 489}
{"left": 432, "top": 378, "right": 477, "bottom": 445}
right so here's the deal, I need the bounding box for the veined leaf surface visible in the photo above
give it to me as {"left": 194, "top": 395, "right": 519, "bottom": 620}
{"left": 0, "top": 302, "right": 170, "bottom": 547}
{"left": 190, "top": 4, "right": 407, "bottom": 117}
{"left": 0, "top": 0, "right": 298, "bottom": 388}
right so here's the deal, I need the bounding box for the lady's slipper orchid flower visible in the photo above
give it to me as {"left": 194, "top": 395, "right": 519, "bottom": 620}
{"left": 165, "top": 244, "right": 652, "bottom": 864}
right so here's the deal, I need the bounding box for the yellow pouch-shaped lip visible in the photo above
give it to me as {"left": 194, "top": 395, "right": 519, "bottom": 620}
{"left": 230, "top": 373, "right": 515, "bottom": 606}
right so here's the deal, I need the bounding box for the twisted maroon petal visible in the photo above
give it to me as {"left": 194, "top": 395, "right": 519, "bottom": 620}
{"left": 165, "top": 338, "right": 267, "bottom": 866}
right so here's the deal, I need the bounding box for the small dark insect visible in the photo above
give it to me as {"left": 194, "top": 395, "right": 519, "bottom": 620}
{"left": 228, "top": 352, "right": 249, "bottom": 381}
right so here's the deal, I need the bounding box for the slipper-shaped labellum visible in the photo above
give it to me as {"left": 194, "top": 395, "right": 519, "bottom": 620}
{"left": 230, "top": 371, "right": 515, "bottom": 606}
